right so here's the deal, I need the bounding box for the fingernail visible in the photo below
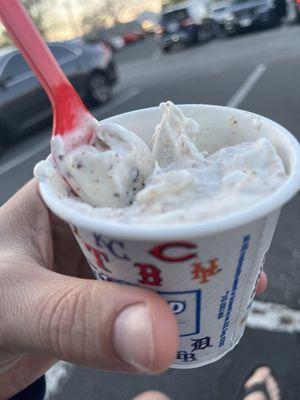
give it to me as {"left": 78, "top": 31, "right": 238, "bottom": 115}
{"left": 112, "top": 303, "right": 154, "bottom": 372}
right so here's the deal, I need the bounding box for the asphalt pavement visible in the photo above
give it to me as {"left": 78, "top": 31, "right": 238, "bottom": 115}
{"left": 0, "top": 24, "right": 300, "bottom": 400}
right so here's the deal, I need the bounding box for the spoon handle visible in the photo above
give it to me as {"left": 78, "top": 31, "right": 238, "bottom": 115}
{"left": 0, "top": 0, "right": 88, "bottom": 137}
{"left": 0, "top": 0, "right": 73, "bottom": 103}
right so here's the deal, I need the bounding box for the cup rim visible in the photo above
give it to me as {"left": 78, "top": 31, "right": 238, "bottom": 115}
{"left": 39, "top": 104, "right": 300, "bottom": 240}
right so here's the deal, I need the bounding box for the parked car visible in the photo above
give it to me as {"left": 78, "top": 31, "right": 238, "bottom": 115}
{"left": 294, "top": 0, "right": 300, "bottom": 22}
{"left": 85, "top": 29, "right": 125, "bottom": 52}
{"left": 224, "top": 0, "right": 282, "bottom": 35}
{"left": 123, "top": 30, "right": 145, "bottom": 44}
{"left": 156, "top": 1, "right": 216, "bottom": 52}
{"left": 210, "top": 1, "right": 232, "bottom": 34}
{"left": 0, "top": 40, "right": 118, "bottom": 151}
{"left": 107, "top": 35, "right": 126, "bottom": 50}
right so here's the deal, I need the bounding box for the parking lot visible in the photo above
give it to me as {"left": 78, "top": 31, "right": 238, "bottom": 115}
{"left": 1, "top": 23, "right": 300, "bottom": 400}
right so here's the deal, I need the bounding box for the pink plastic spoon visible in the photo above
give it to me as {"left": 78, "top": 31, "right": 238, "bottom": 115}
{"left": 0, "top": 0, "right": 97, "bottom": 154}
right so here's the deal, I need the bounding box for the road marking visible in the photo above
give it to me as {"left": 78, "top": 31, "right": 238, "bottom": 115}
{"left": 45, "top": 362, "right": 74, "bottom": 399}
{"left": 0, "top": 87, "right": 141, "bottom": 177}
{"left": 45, "top": 300, "right": 300, "bottom": 397}
{"left": 151, "top": 48, "right": 161, "bottom": 62}
{"left": 226, "top": 64, "right": 267, "bottom": 108}
{"left": 0, "top": 139, "right": 50, "bottom": 176}
{"left": 247, "top": 300, "right": 300, "bottom": 333}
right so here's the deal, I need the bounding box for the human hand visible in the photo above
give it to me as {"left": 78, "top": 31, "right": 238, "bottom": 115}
{"left": 0, "top": 181, "right": 178, "bottom": 398}
{"left": 256, "top": 269, "right": 268, "bottom": 295}
{"left": 0, "top": 180, "right": 268, "bottom": 399}
{"left": 130, "top": 274, "right": 268, "bottom": 400}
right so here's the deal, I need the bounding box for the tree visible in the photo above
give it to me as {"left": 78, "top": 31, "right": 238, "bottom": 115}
{"left": 22, "top": 0, "right": 49, "bottom": 37}
{"left": 80, "top": 0, "right": 124, "bottom": 33}
{"left": 162, "top": 0, "right": 184, "bottom": 7}
{"left": 0, "top": 0, "right": 50, "bottom": 47}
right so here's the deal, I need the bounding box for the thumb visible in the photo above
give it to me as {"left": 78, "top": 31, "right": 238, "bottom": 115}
{"left": 2, "top": 267, "right": 179, "bottom": 374}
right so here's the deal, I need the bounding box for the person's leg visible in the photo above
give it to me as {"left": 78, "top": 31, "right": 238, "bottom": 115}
{"left": 242, "top": 367, "right": 281, "bottom": 400}
{"left": 132, "top": 392, "right": 170, "bottom": 400}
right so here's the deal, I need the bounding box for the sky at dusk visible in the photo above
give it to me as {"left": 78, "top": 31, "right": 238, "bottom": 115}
{"left": 0, "top": 0, "right": 162, "bottom": 43}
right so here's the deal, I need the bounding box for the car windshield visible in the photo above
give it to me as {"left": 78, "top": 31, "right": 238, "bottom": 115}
{"left": 1, "top": 53, "right": 31, "bottom": 81}
{"left": 162, "top": 9, "right": 189, "bottom": 23}
{"left": 213, "top": 7, "right": 228, "bottom": 13}
{"left": 231, "top": 0, "right": 253, "bottom": 3}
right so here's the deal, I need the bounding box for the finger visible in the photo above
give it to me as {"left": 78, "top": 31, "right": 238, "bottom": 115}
{"left": 0, "top": 180, "right": 94, "bottom": 280}
{"left": 0, "top": 355, "right": 56, "bottom": 399}
{"left": 1, "top": 267, "right": 178, "bottom": 375}
{"left": 256, "top": 271, "right": 268, "bottom": 295}
{"left": 132, "top": 391, "right": 171, "bottom": 400}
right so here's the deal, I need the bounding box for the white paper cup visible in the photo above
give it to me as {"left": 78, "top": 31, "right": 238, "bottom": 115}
{"left": 38, "top": 105, "right": 300, "bottom": 369}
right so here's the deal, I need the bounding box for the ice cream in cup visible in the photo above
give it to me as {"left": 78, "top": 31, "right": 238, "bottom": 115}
{"left": 34, "top": 103, "right": 300, "bottom": 369}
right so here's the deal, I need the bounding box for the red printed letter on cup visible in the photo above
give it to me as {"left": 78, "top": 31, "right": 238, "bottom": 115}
{"left": 84, "top": 243, "right": 111, "bottom": 272}
{"left": 150, "top": 242, "right": 198, "bottom": 262}
{"left": 135, "top": 263, "right": 162, "bottom": 286}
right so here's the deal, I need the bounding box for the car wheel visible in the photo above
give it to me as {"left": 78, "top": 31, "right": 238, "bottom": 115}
{"left": 0, "top": 138, "right": 4, "bottom": 157}
{"left": 212, "top": 23, "right": 221, "bottom": 38}
{"left": 0, "top": 122, "right": 10, "bottom": 157}
{"left": 225, "top": 26, "right": 237, "bottom": 36}
{"left": 197, "top": 25, "right": 212, "bottom": 43}
{"left": 271, "top": 14, "right": 281, "bottom": 27}
{"left": 88, "top": 72, "right": 112, "bottom": 105}
{"left": 162, "top": 46, "right": 171, "bottom": 53}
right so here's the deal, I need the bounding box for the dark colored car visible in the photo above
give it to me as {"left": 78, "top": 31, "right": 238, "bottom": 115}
{"left": 156, "top": 1, "right": 216, "bottom": 52}
{"left": 84, "top": 29, "right": 125, "bottom": 52}
{"left": 224, "top": 0, "right": 282, "bottom": 35}
{"left": 0, "top": 39, "right": 118, "bottom": 151}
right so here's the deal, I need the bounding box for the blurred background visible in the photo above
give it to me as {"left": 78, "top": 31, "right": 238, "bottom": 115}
{"left": 0, "top": 0, "right": 299, "bottom": 399}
